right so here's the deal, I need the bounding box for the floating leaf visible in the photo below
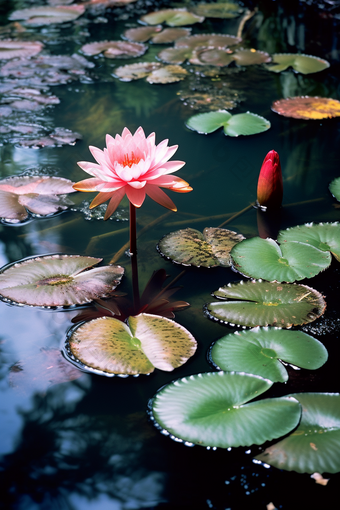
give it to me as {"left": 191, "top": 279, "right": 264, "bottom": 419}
{"left": 146, "top": 65, "right": 188, "bottom": 84}
{"left": 209, "top": 328, "right": 328, "bottom": 383}
{"left": 256, "top": 393, "right": 340, "bottom": 474}
{"left": 81, "top": 41, "right": 147, "bottom": 59}
{"left": 149, "top": 371, "right": 301, "bottom": 448}
{"left": 0, "top": 40, "right": 43, "bottom": 59}
{"left": 175, "top": 34, "right": 241, "bottom": 49}
{"left": 267, "top": 53, "right": 330, "bottom": 74}
{"left": 157, "top": 227, "right": 245, "bottom": 268}
{"left": 151, "top": 28, "right": 192, "bottom": 44}
{"left": 140, "top": 9, "right": 204, "bottom": 27}
{"left": 113, "top": 62, "right": 162, "bottom": 81}
{"left": 277, "top": 223, "right": 340, "bottom": 262}
{"left": 189, "top": 48, "right": 234, "bottom": 67}
{"left": 329, "top": 177, "right": 340, "bottom": 202}
{"left": 66, "top": 313, "right": 197, "bottom": 376}
{"left": 186, "top": 110, "right": 271, "bottom": 137}
{"left": 231, "top": 48, "right": 271, "bottom": 66}
{"left": 123, "top": 26, "right": 191, "bottom": 44}
{"left": 230, "top": 237, "right": 332, "bottom": 282}
{"left": 123, "top": 25, "right": 162, "bottom": 43}
{"left": 205, "top": 280, "right": 326, "bottom": 328}
{"left": 271, "top": 96, "right": 340, "bottom": 120}
{"left": 9, "top": 5, "right": 85, "bottom": 25}
{"left": 191, "top": 2, "right": 243, "bottom": 19}
{"left": 0, "top": 255, "right": 124, "bottom": 307}
{"left": 0, "top": 175, "right": 76, "bottom": 223}
{"left": 157, "top": 47, "right": 192, "bottom": 64}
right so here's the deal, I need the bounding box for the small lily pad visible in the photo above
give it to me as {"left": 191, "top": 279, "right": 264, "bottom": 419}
{"left": 149, "top": 371, "right": 301, "bottom": 448}
{"left": 277, "top": 223, "right": 340, "bottom": 262}
{"left": 157, "top": 227, "right": 245, "bottom": 268}
{"left": 123, "top": 25, "right": 162, "bottom": 43}
{"left": 205, "top": 280, "right": 326, "bottom": 328}
{"left": 81, "top": 41, "right": 147, "bottom": 59}
{"left": 267, "top": 53, "right": 330, "bottom": 74}
{"left": 140, "top": 9, "right": 204, "bottom": 27}
{"left": 9, "top": 5, "right": 85, "bottom": 25}
{"left": 231, "top": 48, "right": 271, "bottom": 66}
{"left": 175, "top": 34, "right": 241, "bottom": 49}
{"left": 151, "top": 28, "right": 192, "bottom": 44}
{"left": 113, "top": 62, "right": 162, "bottom": 81}
{"left": 146, "top": 65, "right": 188, "bottom": 84}
{"left": 209, "top": 328, "right": 328, "bottom": 383}
{"left": 191, "top": 2, "right": 243, "bottom": 19}
{"left": 0, "top": 255, "right": 124, "bottom": 307}
{"left": 230, "top": 237, "right": 332, "bottom": 282}
{"left": 272, "top": 96, "right": 340, "bottom": 120}
{"left": 329, "top": 177, "right": 340, "bottom": 202}
{"left": 186, "top": 110, "right": 271, "bottom": 137}
{"left": 0, "top": 40, "right": 44, "bottom": 59}
{"left": 157, "top": 47, "right": 193, "bottom": 64}
{"left": 256, "top": 393, "right": 340, "bottom": 474}
{"left": 66, "top": 313, "right": 197, "bottom": 376}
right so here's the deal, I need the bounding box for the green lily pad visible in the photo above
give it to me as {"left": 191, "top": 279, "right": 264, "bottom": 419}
{"left": 66, "top": 313, "right": 197, "bottom": 376}
{"left": 158, "top": 47, "right": 193, "bottom": 64}
{"left": 157, "top": 227, "right": 245, "bottom": 268}
{"left": 329, "top": 177, "right": 340, "bottom": 202}
{"left": 209, "top": 328, "right": 328, "bottom": 383}
{"left": 0, "top": 255, "right": 124, "bottom": 308}
{"left": 230, "top": 237, "right": 332, "bottom": 282}
{"left": 231, "top": 48, "right": 271, "bottom": 66}
{"left": 149, "top": 371, "right": 301, "bottom": 448}
{"left": 267, "top": 53, "right": 330, "bottom": 74}
{"left": 205, "top": 280, "right": 326, "bottom": 328}
{"left": 256, "top": 393, "right": 340, "bottom": 473}
{"left": 191, "top": 2, "right": 243, "bottom": 19}
{"left": 140, "top": 9, "right": 204, "bottom": 27}
{"left": 186, "top": 110, "right": 270, "bottom": 137}
{"left": 277, "top": 223, "right": 340, "bottom": 262}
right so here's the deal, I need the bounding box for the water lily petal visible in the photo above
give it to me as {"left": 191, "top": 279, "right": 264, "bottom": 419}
{"left": 125, "top": 186, "right": 146, "bottom": 208}
{"left": 145, "top": 184, "right": 177, "bottom": 211}
{"left": 73, "top": 178, "right": 104, "bottom": 192}
{"left": 104, "top": 187, "right": 127, "bottom": 219}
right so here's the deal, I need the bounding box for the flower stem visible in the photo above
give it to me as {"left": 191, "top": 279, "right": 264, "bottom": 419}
{"left": 129, "top": 203, "right": 140, "bottom": 313}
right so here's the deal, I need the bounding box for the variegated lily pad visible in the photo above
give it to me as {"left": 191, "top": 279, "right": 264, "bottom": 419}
{"left": 157, "top": 227, "right": 245, "bottom": 268}
{"left": 205, "top": 280, "right": 326, "bottom": 328}
{"left": 0, "top": 40, "right": 44, "bottom": 59}
{"left": 0, "top": 175, "right": 76, "bottom": 223}
{"left": 140, "top": 8, "right": 204, "bottom": 27}
{"left": 9, "top": 5, "right": 85, "bottom": 25}
{"left": 81, "top": 41, "right": 147, "bottom": 59}
{"left": 0, "top": 255, "right": 124, "bottom": 307}
{"left": 267, "top": 53, "right": 330, "bottom": 74}
{"left": 191, "top": 2, "right": 244, "bottom": 19}
{"left": 113, "top": 62, "right": 188, "bottom": 83}
{"left": 65, "top": 313, "right": 197, "bottom": 376}
{"left": 277, "top": 223, "right": 340, "bottom": 262}
{"left": 272, "top": 96, "right": 340, "bottom": 120}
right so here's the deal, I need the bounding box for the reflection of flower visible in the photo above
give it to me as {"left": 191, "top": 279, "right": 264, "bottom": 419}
{"left": 73, "top": 127, "right": 192, "bottom": 220}
{"left": 256, "top": 150, "right": 283, "bottom": 210}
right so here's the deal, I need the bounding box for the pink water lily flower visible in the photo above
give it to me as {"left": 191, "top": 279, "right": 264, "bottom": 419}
{"left": 73, "top": 127, "right": 192, "bottom": 220}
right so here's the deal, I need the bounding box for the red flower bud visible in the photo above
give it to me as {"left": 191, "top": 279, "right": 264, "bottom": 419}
{"left": 256, "top": 150, "right": 283, "bottom": 210}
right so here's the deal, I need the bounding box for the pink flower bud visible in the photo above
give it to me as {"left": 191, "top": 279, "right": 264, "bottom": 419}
{"left": 256, "top": 150, "right": 283, "bottom": 210}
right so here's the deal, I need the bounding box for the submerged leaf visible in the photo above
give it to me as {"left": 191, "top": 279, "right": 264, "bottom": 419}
{"left": 256, "top": 393, "right": 340, "bottom": 474}
{"left": 186, "top": 110, "right": 270, "bottom": 137}
{"left": 267, "top": 53, "right": 330, "bottom": 74}
{"left": 140, "top": 9, "right": 204, "bottom": 27}
{"left": 157, "top": 227, "right": 245, "bottom": 268}
{"left": 209, "top": 328, "right": 328, "bottom": 383}
{"left": 205, "top": 280, "right": 326, "bottom": 328}
{"left": 272, "top": 96, "right": 340, "bottom": 120}
{"left": 149, "top": 371, "right": 301, "bottom": 448}
{"left": 66, "top": 313, "right": 197, "bottom": 376}
{"left": 0, "top": 255, "right": 124, "bottom": 307}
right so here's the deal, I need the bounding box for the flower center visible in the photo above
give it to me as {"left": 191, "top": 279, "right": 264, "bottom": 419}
{"left": 122, "top": 151, "right": 141, "bottom": 168}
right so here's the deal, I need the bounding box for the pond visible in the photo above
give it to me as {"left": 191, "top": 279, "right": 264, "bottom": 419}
{"left": 0, "top": 0, "right": 340, "bottom": 508}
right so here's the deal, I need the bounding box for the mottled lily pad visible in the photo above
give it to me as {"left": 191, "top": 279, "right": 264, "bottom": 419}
{"left": 0, "top": 40, "right": 43, "bottom": 59}
{"left": 267, "top": 53, "right": 330, "bottom": 74}
{"left": 190, "top": 47, "right": 271, "bottom": 67}
{"left": 175, "top": 34, "right": 241, "bottom": 49}
{"left": 277, "top": 223, "right": 340, "bottom": 263}
{"left": 191, "top": 2, "right": 243, "bottom": 19}
{"left": 81, "top": 40, "right": 147, "bottom": 58}
{"left": 123, "top": 25, "right": 162, "bottom": 43}
{"left": 146, "top": 65, "right": 188, "bottom": 84}
{"left": 66, "top": 313, "right": 197, "bottom": 376}
{"left": 256, "top": 393, "right": 340, "bottom": 474}
{"left": 271, "top": 96, "right": 340, "bottom": 120}
{"left": 205, "top": 280, "right": 326, "bottom": 328}
{"left": 123, "top": 26, "right": 190, "bottom": 44}
{"left": 329, "top": 177, "right": 340, "bottom": 202}
{"left": 230, "top": 237, "right": 332, "bottom": 282}
{"left": 151, "top": 28, "right": 192, "bottom": 44}
{"left": 232, "top": 48, "right": 271, "bottom": 66}
{"left": 9, "top": 5, "right": 85, "bottom": 25}
{"left": 157, "top": 47, "right": 193, "bottom": 65}
{"left": 113, "top": 62, "right": 162, "bottom": 81}
{"left": 0, "top": 175, "right": 76, "bottom": 223}
{"left": 209, "top": 328, "right": 328, "bottom": 383}
{"left": 186, "top": 110, "right": 271, "bottom": 137}
{"left": 149, "top": 371, "right": 301, "bottom": 448}
{"left": 140, "top": 8, "right": 204, "bottom": 27}
{"left": 157, "top": 227, "right": 245, "bottom": 268}
{"left": 0, "top": 255, "right": 124, "bottom": 307}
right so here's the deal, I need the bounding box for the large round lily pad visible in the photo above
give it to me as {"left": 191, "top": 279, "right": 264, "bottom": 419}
{"left": 157, "top": 227, "right": 245, "bottom": 268}
{"left": 0, "top": 255, "right": 124, "bottom": 308}
{"left": 66, "top": 313, "right": 197, "bottom": 376}
{"left": 186, "top": 110, "right": 270, "bottom": 137}
{"left": 272, "top": 96, "right": 340, "bottom": 120}
{"left": 230, "top": 237, "right": 332, "bottom": 282}
{"left": 209, "top": 328, "right": 328, "bottom": 383}
{"left": 267, "top": 53, "right": 330, "bottom": 74}
{"left": 277, "top": 222, "right": 340, "bottom": 262}
{"left": 256, "top": 393, "right": 340, "bottom": 474}
{"left": 205, "top": 280, "right": 326, "bottom": 328}
{"left": 149, "top": 371, "right": 301, "bottom": 448}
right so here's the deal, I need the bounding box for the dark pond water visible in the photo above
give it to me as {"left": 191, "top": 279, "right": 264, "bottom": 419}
{"left": 1, "top": 0, "right": 340, "bottom": 509}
